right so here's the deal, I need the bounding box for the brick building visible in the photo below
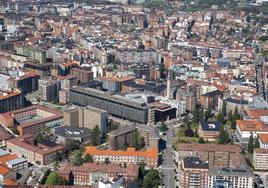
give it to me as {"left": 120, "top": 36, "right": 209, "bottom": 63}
{"left": 84, "top": 147, "right": 158, "bottom": 167}
{"left": 0, "top": 105, "right": 63, "bottom": 135}
{"left": 70, "top": 68, "right": 93, "bottom": 84}
{"left": 178, "top": 157, "right": 209, "bottom": 188}
{"left": 6, "top": 135, "right": 64, "bottom": 165}
{"left": 107, "top": 124, "right": 159, "bottom": 150}
{"left": 59, "top": 162, "right": 138, "bottom": 186}
{"left": 177, "top": 143, "right": 244, "bottom": 168}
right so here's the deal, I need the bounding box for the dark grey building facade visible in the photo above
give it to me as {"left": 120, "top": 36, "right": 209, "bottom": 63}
{"left": 69, "top": 87, "right": 149, "bottom": 124}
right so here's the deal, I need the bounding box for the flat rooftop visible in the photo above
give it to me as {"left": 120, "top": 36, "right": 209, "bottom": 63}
{"left": 71, "top": 86, "right": 148, "bottom": 109}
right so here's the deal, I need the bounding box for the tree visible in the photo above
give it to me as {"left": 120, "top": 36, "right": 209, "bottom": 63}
{"left": 194, "top": 127, "right": 198, "bottom": 137}
{"left": 133, "top": 131, "right": 145, "bottom": 150}
{"left": 160, "top": 122, "right": 168, "bottom": 132}
{"left": 233, "top": 107, "right": 240, "bottom": 120}
{"left": 198, "top": 137, "right": 205, "bottom": 144}
{"left": 230, "top": 107, "right": 240, "bottom": 129}
{"left": 143, "top": 169, "right": 161, "bottom": 188}
{"left": 74, "top": 149, "right": 83, "bottom": 166}
{"left": 35, "top": 133, "right": 45, "bottom": 143}
{"left": 104, "top": 157, "right": 110, "bottom": 165}
{"left": 204, "top": 107, "right": 212, "bottom": 120}
{"left": 184, "top": 125, "right": 194, "bottom": 137}
{"left": 254, "top": 136, "right": 260, "bottom": 149}
{"left": 222, "top": 101, "right": 227, "bottom": 117}
{"left": 217, "top": 112, "right": 224, "bottom": 123}
{"left": 91, "top": 125, "right": 100, "bottom": 146}
{"left": 65, "top": 139, "right": 80, "bottom": 151}
{"left": 45, "top": 171, "right": 66, "bottom": 185}
{"left": 53, "top": 161, "right": 59, "bottom": 171}
{"left": 219, "top": 124, "right": 228, "bottom": 144}
{"left": 83, "top": 154, "right": 94, "bottom": 163}
{"left": 248, "top": 133, "right": 254, "bottom": 153}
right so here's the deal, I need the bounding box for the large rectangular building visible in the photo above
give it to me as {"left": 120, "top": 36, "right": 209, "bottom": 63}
{"left": 38, "top": 79, "right": 61, "bottom": 102}
{"left": 15, "top": 45, "right": 46, "bottom": 64}
{"left": 70, "top": 87, "right": 149, "bottom": 124}
{"left": 84, "top": 146, "right": 158, "bottom": 167}
{"left": 59, "top": 162, "right": 138, "bottom": 186}
{"left": 208, "top": 168, "right": 254, "bottom": 188}
{"left": 178, "top": 157, "right": 209, "bottom": 188}
{"left": 108, "top": 124, "right": 159, "bottom": 150}
{"left": 6, "top": 135, "right": 64, "bottom": 165}
{"left": 177, "top": 143, "right": 244, "bottom": 168}
{"left": 63, "top": 106, "right": 108, "bottom": 135}
{"left": 0, "top": 105, "right": 63, "bottom": 135}
{"left": 0, "top": 91, "right": 24, "bottom": 113}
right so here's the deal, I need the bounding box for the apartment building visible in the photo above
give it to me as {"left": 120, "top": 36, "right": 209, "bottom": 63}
{"left": 200, "top": 90, "right": 222, "bottom": 109}
{"left": 0, "top": 126, "right": 12, "bottom": 147}
{"left": 0, "top": 91, "right": 24, "bottom": 113}
{"left": 70, "top": 68, "right": 93, "bottom": 84}
{"left": 258, "top": 133, "right": 268, "bottom": 149}
{"left": 208, "top": 168, "right": 254, "bottom": 188}
{"left": 178, "top": 157, "right": 209, "bottom": 188}
{"left": 59, "top": 162, "right": 138, "bottom": 186}
{"left": 107, "top": 124, "right": 159, "bottom": 150}
{"left": 177, "top": 143, "right": 243, "bottom": 168}
{"left": 0, "top": 105, "right": 63, "bottom": 135}
{"left": 84, "top": 147, "right": 158, "bottom": 167}
{"left": 15, "top": 45, "right": 46, "bottom": 64}
{"left": 6, "top": 135, "right": 64, "bottom": 165}
{"left": 63, "top": 106, "right": 108, "bottom": 135}
{"left": 176, "top": 87, "right": 197, "bottom": 112}
{"left": 0, "top": 149, "right": 28, "bottom": 171}
{"left": 235, "top": 120, "right": 268, "bottom": 144}
{"left": 0, "top": 164, "right": 17, "bottom": 186}
{"left": 38, "top": 78, "right": 61, "bottom": 102}
{"left": 253, "top": 148, "right": 268, "bottom": 170}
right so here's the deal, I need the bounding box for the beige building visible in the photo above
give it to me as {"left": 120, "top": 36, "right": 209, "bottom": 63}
{"left": 253, "top": 148, "right": 268, "bottom": 170}
{"left": 63, "top": 106, "right": 107, "bottom": 135}
{"left": 79, "top": 106, "right": 107, "bottom": 135}
{"left": 63, "top": 107, "right": 80, "bottom": 127}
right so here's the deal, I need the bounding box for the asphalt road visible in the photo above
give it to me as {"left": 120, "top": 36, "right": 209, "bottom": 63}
{"left": 161, "top": 129, "right": 175, "bottom": 188}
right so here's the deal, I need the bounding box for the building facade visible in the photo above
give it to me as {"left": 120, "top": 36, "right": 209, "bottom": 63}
{"left": 6, "top": 135, "right": 64, "bottom": 165}
{"left": 70, "top": 68, "right": 93, "bottom": 84}
{"left": 178, "top": 157, "right": 209, "bottom": 188}
{"left": 84, "top": 146, "right": 158, "bottom": 167}
{"left": 177, "top": 143, "right": 243, "bottom": 168}
{"left": 208, "top": 168, "right": 254, "bottom": 188}
{"left": 70, "top": 87, "right": 149, "bottom": 124}
{"left": 253, "top": 148, "right": 268, "bottom": 170}
{"left": 108, "top": 124, "right": 159, "bottom": 150}
{"left": 0, "top": 105, "right": 63, "bottom": 135}
{"left": 38, "top": 79, "right": 61, "bottom": 101}
{"left": 59, "top": 162, "right": 138, "bottom": 186}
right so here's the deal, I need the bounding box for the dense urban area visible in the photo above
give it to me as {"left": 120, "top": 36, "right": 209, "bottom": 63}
{"left": 0, "top": 0, "right": 267, "bottom": 187}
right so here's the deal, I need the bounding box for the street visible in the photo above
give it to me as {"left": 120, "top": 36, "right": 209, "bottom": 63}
{"left": 161, "top": 128, "right": 175, "bottom": 188}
